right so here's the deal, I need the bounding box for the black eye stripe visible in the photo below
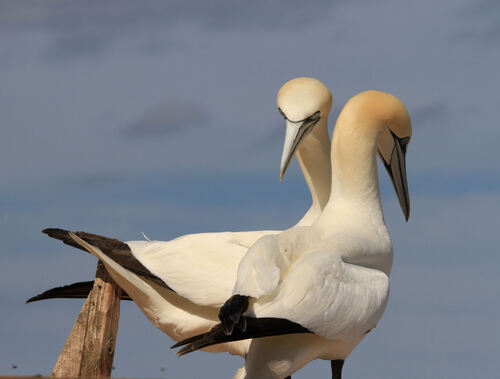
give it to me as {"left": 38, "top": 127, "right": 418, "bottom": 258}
{"left": 277, "top": 109, "right": 321, "bottom": 123}
{"left": 400, "top": 137, "right": 410, "bottom": 153}
{"left": 309, "top": 111, "right": 320, "bottom": 121}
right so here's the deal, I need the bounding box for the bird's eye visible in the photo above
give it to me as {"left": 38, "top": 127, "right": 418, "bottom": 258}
{"left": 400, "top": 137, "right": 410, "bottom": 154}
{"left": 278, "top": 108, "right": 286, "bottom": 119}
{"left": 309, "top": 111, "right": 320, "bottom": 121}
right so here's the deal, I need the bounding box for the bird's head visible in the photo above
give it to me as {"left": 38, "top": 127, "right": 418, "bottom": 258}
{"left": 277, "top": 77, "right": 332, "bottom": 180}
{"left": 338, "top": 90, "right": 412, "bottom": 220}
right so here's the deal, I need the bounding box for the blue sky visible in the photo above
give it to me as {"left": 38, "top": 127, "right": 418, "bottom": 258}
{"left": 1, "top": 0, "right": 499, "bottom": 378}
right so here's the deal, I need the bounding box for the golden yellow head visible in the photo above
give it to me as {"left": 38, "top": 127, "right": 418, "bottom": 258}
{"left": 335, "top": 90, "right": 412, "bottom": 220}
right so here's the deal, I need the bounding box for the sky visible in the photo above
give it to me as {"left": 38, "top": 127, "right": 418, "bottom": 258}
{"left": 1, "top": 0, "right": 499, "bottom": 378}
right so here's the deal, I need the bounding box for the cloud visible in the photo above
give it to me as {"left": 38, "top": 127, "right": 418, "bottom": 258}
{"left": 0, "top": 0, "right": 336, "bottom": 30}
{"left": 122, "top": 102, "right": 209, "bottom": 138}
{"left": 45, "top": 31, "right": 112, "bottom": 60}
{"left": 409, "top": 101, "right": 448, "bottom": 128}
{"left": 0, "top": 0, "right": 337, "bottom": 57}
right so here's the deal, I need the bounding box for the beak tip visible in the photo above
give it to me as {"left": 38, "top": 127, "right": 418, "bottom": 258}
{"left": 279, "top": 167, "right": 286, "bottom": 181}
{"left": 404, "top": 209, "right": 410, "bottom": 222}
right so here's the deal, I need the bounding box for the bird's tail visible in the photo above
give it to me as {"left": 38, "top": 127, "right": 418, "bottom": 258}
{"left": 43, "top": 228, "right": 92, "bottom": 253}
{"left": 26, "top": 281, "right": 132, "bottom": 303}
{"left": 172, "top": 317, "right": 311, "bottom": 356}
{"left": 41, "top": 228, "right": 170, "bottom": 289}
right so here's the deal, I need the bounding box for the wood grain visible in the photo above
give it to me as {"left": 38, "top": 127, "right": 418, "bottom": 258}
{"left": 51, "top": 261, "right": 121, "bottom": 378}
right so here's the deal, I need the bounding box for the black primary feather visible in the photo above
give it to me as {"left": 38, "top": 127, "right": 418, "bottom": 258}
{"left": 172, "top": 317, "right": 312, "bottom": 356}
{"left": 26, "top": 281, "right": 132, "bottom": 303}
{"left": 42, "top": 228, "right": 173, "bottom": 291}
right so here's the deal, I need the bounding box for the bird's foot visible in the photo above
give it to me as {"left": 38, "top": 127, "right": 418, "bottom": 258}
{"left": 218, "top": 294, "right": 249, "bottom": 335}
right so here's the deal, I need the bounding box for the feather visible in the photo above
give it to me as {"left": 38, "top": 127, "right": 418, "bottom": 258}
{"left": 172, "top": 317, "right": 311, "bottom": 356}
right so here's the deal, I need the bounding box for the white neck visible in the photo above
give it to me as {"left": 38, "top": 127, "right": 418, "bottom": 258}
{"left": 320, "top": 119, "right": 385, "bottom": 225}
{"left": 294, "top": 118, "right": 332, "bottom": 226}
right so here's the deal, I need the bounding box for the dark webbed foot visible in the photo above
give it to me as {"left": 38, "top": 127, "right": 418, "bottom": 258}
{"left": 218, "top": 295, "right": 249, "bottom": 335}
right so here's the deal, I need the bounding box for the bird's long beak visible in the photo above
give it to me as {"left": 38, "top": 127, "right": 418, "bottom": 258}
{"left": 380, "top": 133, "right": 410, "bottom": 221}
{"left": 280, "top": 118, "right": 320, "bottom": 180}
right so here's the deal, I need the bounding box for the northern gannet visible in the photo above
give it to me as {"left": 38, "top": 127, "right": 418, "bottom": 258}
{"left": 173, "top": 90, "right": 412, "bottom": 379}
{"left": 33, "top": 78, "right": 334, "bottom": 358}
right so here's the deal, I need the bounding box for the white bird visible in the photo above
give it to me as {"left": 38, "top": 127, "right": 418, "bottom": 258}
{"left": 173, "top": 90, "right": 412, "bottom": 379}
{"left": 33, "top": 78, "right": 334, "bottom": 358}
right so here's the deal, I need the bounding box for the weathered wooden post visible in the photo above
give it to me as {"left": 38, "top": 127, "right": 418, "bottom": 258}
{"left": 51, "top": 261, "right": 121, "bottom": 377}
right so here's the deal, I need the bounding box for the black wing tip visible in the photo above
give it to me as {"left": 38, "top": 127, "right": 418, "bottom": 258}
{"left": 42, "top": 228, "right": 90, "bottom": 239}
{"left": 26, "top": 295, "right": 43, "bottom": 304}
{"left": 26, "top": 288, "right": 61, "bottom": 304}
{"left": 42, "top": 228, "right": 72, "bottom": 238}
{"left": 172, "top": 317, "right": 312, "bottom": 357}
{"left": 177, "top": 345, "right": 195, "bottom": 357}
{"left": 171, "top": 324, "right": 226, "bottom": 356}
{"left": 26, "top": 291, "right": 62, "bottom": 303}
{"left": 25, "top": 281, "right": 92, "bottom": 304}
{"left": 26, "top": 282, "right": 132, "bottom": 304}
{"left": 171, "top": 337, "right": 194, "bottom": 349}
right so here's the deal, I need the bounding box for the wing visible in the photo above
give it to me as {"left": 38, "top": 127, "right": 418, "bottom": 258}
{"left": 231, "top": 234, "right": 291, "bottom": 299}
{"left": 251, "top": 250, "right": 390, "bottom": 340}
{"left": 173, "top": 251, "right": 389, "bottom": 355}
{"left": 172, "top": 317, "right": 311, "bottom": 356}
{"left": 26, "top": 281, "right": 132, "bottom": 303}
{"left": 127, "top": 230, "right": 278, "bottom": 307}
{"left": 42, "top": 228, "right": 170, "bottom": 289}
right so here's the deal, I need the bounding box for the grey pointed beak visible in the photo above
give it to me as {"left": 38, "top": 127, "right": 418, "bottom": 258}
{"left": 279, "top": 118, "right": 320, "bottom": 181}
{"left": 380, "top": 133, "right": 410, "bottom": 221}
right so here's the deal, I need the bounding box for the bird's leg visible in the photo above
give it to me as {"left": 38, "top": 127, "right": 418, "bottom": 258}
{"left": 331, "top": 360, "right": 344, "bottom": 379}
{"left": 284, "top": 376, "right": 291, "bottom": 379}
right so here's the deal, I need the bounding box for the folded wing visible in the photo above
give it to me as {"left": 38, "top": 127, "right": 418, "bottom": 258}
{"left": 173, "top": 249, "right": 389, "bottom": 355}
{"left": 128, "top": 230, "right": 278, "bottom": 307}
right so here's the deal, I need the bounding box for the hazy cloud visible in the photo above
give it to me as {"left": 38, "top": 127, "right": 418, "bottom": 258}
{"left": 1, "top": 0, "right": 500, "bottom": 377}
{"left": 0, "top": 0, "right": 336, "bottom": 30}
{"left": 409, "top": 102, "right": 448, "bottom": 128}
{"left": 123, "top": 102, "right": 209, "bottom": 138}
{"left": 0, "top": 0, "right": 337, "bottom": 57}
{"left": 45, "top": 31, "right": 111, "bottom": 59}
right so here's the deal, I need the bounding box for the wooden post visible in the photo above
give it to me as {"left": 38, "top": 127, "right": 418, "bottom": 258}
{"left": 51, "top": 261, "right": 121, "bottom": 377}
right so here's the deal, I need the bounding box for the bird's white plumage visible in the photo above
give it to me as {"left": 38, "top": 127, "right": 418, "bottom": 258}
{"left": 229, "top": 90, "right": 411, "bottom": 378}
{"left": 63, "top": 77, "right": 334, "bottom": 357}
{"left": 127, "top": 230, "right": 277, "bottom": 307}
{"left": 251, "top": 250, "right": 389, "bottom": 340}
{"left": 233, "top": 227, "right": 311, "bottom": 298}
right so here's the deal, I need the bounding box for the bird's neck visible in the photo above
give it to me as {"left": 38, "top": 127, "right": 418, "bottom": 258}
{"left": 322, "top": 119, "right": 384, "bottom": 224}
{"left": 295, "top": 119, "right": 332, "bottom": 226}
